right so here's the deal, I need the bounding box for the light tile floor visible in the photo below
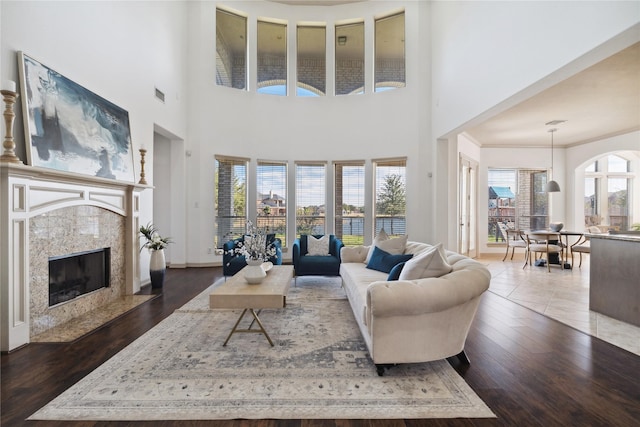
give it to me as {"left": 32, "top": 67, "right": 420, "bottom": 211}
{"left": 479, "top": 253, "right": 640, "bottom": 356}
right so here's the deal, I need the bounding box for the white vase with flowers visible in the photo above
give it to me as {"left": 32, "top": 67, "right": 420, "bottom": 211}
{"left": 230, "top": 221, "right": 276, "bottom": 284}
{"left": 139, "top": 223, "right": 173, "bottom": 288}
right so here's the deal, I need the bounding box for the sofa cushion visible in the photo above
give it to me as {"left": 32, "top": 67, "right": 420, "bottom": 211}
{"left": 306, "top": 234, "right": 330, "bottom": 256}
{"left": 365, "top": 230, "right": 408, "bottom": 264}
{"left": 341, "top": 245, "right": 369, "bottom": 263}
{"left": 366, "top": 246, "right": 413, "bottom": 274}
{"left": 399, "top": 243, "right": 452, "bottom": 280}
{"left": 387, "top": 261, "right": 407, "bottom": 281}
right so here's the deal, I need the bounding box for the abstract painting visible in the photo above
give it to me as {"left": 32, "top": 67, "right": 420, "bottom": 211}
{"left": 18, "top": 52, "right": 135, "bottom": 182}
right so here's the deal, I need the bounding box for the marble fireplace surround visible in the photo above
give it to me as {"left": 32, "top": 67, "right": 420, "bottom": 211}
{"left": 1, "top": 164, "right": 147, "bottom": 352}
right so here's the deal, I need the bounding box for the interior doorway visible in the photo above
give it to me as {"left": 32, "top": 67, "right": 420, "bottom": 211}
{"left": 152, "top": 124, "right": 186, "bottom": 267}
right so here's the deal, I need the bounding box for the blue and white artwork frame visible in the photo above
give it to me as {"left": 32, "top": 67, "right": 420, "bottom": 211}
{"left": 18, "top": 52, "right": 135, "bottom": 182}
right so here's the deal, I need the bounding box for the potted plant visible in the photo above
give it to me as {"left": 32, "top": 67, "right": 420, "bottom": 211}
{"left": 139, "top": 223, "right": 172, "bottom": 288}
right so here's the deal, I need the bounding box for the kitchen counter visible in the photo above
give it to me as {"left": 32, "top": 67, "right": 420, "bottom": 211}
{"left": 588, "top": 233, "right": 640, "bottom": 327}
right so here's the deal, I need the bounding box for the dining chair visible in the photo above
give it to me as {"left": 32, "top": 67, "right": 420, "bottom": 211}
{"left": 502, "top": 228, "right": 527, "bottom": 261}
{"left": 569, "top": 226, "right": 601, "bottom": 269}
{"left": 570, "top": 236, "right": 590, "bottom": 269}
{"left": 523, "top": 231, "right": 564, "bottom": 272}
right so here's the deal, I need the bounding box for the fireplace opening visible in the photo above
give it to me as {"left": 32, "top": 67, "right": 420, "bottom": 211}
{"left": 49, "top": 248, "right": 111, "bottom": 307}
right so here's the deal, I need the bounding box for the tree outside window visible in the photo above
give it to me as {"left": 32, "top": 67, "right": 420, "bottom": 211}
{"left": 374, "top": 159, "right": 406, "bottom": 237}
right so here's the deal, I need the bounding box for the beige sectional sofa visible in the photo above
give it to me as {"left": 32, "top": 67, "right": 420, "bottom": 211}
{"left": 340, "top": 241, "right": 491, "bottom": 376}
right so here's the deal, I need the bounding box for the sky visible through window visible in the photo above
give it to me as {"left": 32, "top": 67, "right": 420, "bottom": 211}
{"left": 257, "top": 85, "right": 318, "bottom": 96}
{"left": 237, "top": 164, "right": 406, "bottom": 209}
{"left": 488, "top": 169, "right": 516, "bottom": 192}
{"left": 242, "top": 164, "right": 370, "bottom": 208}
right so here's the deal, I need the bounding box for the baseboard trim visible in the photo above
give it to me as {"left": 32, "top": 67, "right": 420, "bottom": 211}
{"left": 184, "top": 262, "right": 221, "bottom": 268}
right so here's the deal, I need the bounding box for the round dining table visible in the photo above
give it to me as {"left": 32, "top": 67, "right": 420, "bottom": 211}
{"left": 525, "top": 230, "right": 584, "bottom": 269}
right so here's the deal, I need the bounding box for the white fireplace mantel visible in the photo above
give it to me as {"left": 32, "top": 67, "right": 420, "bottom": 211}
{"left": 1, "top": 163, "right": 149, "bottom": 352}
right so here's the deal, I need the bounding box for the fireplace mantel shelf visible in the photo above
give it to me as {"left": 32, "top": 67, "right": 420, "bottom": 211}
{"left": 1, "top": 163, "right": 153, "bottom": 191}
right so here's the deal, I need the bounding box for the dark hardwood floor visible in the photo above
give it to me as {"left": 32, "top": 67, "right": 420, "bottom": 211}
{"left": 2, "top": 266, "right": 639, "bottom": 427}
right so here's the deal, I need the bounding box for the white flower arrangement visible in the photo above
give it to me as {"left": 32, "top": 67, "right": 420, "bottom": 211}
{"left": 139, "top": 223, "right": 173, "bottom": 251}
{"left": 231, "top": 221, "right": 277, "bottom": 262}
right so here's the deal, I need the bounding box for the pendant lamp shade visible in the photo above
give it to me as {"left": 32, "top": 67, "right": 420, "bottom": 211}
{"left": 546, "top": 180, "right": 561, "bottom": 192}
{"left": 546, "top": 128, "right": 560, "bottom": 193}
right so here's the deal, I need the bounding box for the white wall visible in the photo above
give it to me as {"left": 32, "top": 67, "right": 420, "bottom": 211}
{"left": 185, "top": 0, "right": 431, "bottom": 264}
{"left": 431, "top": 1, "right": 640, "bottom": 254}
{"left": 2, "top": 0, "right": 638, "bottom": 268}
{"left": 431, "top": 1, "right": 640, "bottom": 138}
{"left": 1, "top": 1, "right": 189, "bottom": 279}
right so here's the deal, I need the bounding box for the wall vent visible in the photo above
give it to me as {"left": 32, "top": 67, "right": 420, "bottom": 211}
{"left": 154, "top": 87, "right": 165, "bottom": 103}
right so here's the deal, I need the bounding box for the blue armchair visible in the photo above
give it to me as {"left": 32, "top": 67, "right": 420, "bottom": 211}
{"left": 223, "top": 234, "right": 283, "bottom": 277}
{"left": 292, "top": 234, "right": 343, "bottom": 276}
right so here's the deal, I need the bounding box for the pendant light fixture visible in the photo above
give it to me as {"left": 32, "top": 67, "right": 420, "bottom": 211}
{"left": 545, "top": 128, "right": 561, "bottom": 192}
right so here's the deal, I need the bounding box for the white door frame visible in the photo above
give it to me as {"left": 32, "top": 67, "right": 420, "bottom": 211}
{"left": 459, "top": 155, "right": 478, "bottom": 258}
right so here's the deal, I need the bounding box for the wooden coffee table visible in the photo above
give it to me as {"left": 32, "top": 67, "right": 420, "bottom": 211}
{"left": 209, "top": 265, "right": 294, "bottom": 346}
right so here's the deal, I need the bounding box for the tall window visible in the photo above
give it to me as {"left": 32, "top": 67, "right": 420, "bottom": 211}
{"left": 216, "top": 9, "right": 247, "bottom": 90}
{"left": 374, "top": 159, "right": 406, "bottom": 237}
{"left": 608, "top": 177, "right": 630, "bottom": 230}
{"left": 584, "top": 176, "right": 600, "bottom": 226}
{"left": 215, "top": 156, "right": 248, "bottom": 248}
{"left": 584, "top": 154, "right": 635, "bottom": 230}
{"left": 335, "top": 22, "right": 364, "bottom": 95}
{"left": 374, "top": 11, "right": 405, "bottom": 92}
{"left": 297, "top": 25, "right": 326, "bottom": 96}
{"left": 296, "top": 163, "right": 326, "bottom": 236}
{"left": 488, "top": 168, "right": 548, "bottom": 243}
{"left": 257, "top": 161, "right": 287, "bottom": 246}
{"left": 335, "top": 162, "right": 365, "bottom": 245}
{"left": 257, "top": 20, "right": 287, "bottom": 96}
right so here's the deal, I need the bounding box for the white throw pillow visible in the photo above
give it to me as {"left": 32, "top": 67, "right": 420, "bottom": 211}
{"left": 364, "top": 229, "right": 408, "bottom": 264}
{"left": 306, "top": 235, "right": 330, "bottom": 256}
{"left": 398, "top": 243, "right": 452, "bottom": 280}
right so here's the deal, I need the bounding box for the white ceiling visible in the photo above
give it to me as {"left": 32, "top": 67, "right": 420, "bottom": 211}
{"left": 464, "top": 42, "right": 640, "bottom": 148}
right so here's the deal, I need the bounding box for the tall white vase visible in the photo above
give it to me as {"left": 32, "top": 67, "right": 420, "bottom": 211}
{"left": 149, "top": 249, "right": 166, "bottom": 288}
{"left": 244, "top": 258, "right": 266, "bottom": 284}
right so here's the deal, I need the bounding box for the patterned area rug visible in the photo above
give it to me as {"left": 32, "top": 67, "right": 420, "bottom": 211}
{"left": 29, "top": 276, "right": 494, "bottom": 421}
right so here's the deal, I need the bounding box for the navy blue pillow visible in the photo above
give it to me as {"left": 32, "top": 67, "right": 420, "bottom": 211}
{"left": 366, "top": 246, "right": 413, "bottom": 274}
{"left": 387, "top": 262, "right": 406, "bottom": 281}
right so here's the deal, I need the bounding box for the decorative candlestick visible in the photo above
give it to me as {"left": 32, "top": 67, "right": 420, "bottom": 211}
{"left": 138, "top": 148, "right": 148, "bottom": 185}
{"left": 1, "top": 89, "right": 23, "bottom": 164}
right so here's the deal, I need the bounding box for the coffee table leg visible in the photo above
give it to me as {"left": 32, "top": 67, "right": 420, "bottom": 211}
{"left": 223, "top": 308, "right": 249, "bottom": 346}
{"left": 249, "top": 308, "right": 274, "bottom": 346}
{"left": 222, "top": 308, "right": 274, "bottom": 347}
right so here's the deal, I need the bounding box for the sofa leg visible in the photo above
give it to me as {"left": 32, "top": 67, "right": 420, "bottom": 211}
{"left": 375, "top": 364, "right": 394, "bottom": 376}
{"left": 456, "top": 350, "right": 470, "bottom": 365}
